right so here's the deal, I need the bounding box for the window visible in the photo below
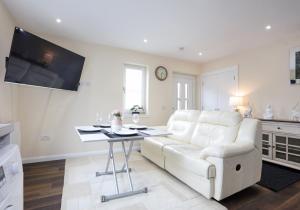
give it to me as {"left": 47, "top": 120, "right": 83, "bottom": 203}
{"left": 123, "top": 64, "right": 147, "bottom": 113}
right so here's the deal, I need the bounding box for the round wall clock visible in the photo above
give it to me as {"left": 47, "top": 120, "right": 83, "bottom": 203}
{"left": 155, "top": 66, "right": 168, "bottom": 81}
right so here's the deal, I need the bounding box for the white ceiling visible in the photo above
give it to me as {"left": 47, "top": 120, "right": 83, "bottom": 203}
{"left": 3, "top": 0, "right": 300, "bottom": 63}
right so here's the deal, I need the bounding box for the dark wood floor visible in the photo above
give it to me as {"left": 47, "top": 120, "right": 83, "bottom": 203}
{"left": 23, "top": 159, "right": 300, "bottom": 210}
{"left": 221, "top": 181, "right": 300, "bottom": 210}
{"left": 23, "top": 160, "right": 65, "bottom": 210}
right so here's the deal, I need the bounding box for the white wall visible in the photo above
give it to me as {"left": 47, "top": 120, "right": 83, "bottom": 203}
{"left": 8, "top": 2, "right": 300, "bottom": 161}
{"left": 0, "top": 1, "right": 201, "bottom": 160}
{"left": 201, "top": 36, "right": 300, "bottom": 119}
{"left": 13, "top": 34, "right": 200, "bottom": 159}
{"left": 0, "top": 2, "right": 18, "bottom": 123}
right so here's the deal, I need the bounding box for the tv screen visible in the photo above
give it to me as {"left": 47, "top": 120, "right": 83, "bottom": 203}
{"left": 5, "top": 27, "right": 85, "bottom": 91}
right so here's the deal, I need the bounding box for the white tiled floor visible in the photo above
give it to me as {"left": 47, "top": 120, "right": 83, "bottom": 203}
{"left": 61, "top": 151, "right": 227, "bottom": 210}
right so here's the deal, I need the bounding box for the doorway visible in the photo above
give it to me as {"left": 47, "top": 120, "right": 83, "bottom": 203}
{"left": 173, "top": 73, "right": 196, "bottom": 111}
{"left": 201, "top": 66, "right": 238, "bottom": 111}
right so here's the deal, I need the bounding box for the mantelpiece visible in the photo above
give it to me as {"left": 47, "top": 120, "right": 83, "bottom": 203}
{"left": 260, "top": 119, "right": 300, "bottom": 170}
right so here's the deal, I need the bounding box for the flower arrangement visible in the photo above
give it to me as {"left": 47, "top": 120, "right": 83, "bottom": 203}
{"left": 130, "top": 105, "right": 144, "bottom": 114}
{"left": 111, "top": 110, "right": 122, "bottom": 131}
{"left": 112, "top": 110, "right": 122, "bottom": 118}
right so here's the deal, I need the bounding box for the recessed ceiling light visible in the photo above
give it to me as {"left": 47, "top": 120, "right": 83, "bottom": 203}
{"left": 56, "top": 18, "right": 61, "bottom": 23}
{"left": 265, "top": 25, "right": 271, "bottom": 30}
{"left": 198, "top": 52, "right": 203, "bottom": 56}
{"left": 143, "top": 39, "right": 148, "bottom": 43}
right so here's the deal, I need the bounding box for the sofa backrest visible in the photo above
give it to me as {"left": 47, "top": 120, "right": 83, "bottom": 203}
{"left": 167, "top": 110, "right": 201, "bottom": 143}
{"left": 235, "top": 118, "right": 261, "bottom": 150}
{"left": 191, "top": 111, "right": 242, "bottom": 147}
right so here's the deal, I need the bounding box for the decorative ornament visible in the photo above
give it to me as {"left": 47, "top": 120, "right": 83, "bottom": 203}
{"left": 243, "top": 106, "right": 253, "bottom": 118}
{"left": 291, "top": 102, "right": 300, "bottom": 121}
{"left": 263, "top": 104, "right": 273, "bottom": 119}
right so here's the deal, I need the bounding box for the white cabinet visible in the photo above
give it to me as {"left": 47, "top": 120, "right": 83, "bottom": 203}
{"left": 261, "top": 119, "right": 300, "bottom": 170}
{"left": 261, "top": 132, "right": 272, "bottom": 159}
{"left": 0, "top": 124, "right": 13, "bottom": 149}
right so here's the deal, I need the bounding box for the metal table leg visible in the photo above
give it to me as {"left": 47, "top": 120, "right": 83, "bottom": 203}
{"left": 110, "top": 142, "right": 119, "bottom": 194}
{"left": 122, "top": 141, "right": 133, "bottom": 191}
{"left": 98, "top": 140, "right": 148, "bottom": 202}
{"left": 121, "top": 141, "right": 134, "bottom": 171}
{"left": 96, "top": 141, "right": 132, "bottom": 177}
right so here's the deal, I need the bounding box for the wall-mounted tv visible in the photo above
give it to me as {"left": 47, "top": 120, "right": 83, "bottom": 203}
{"left": 5, "top": 27, "right": 85, "bottom": 91}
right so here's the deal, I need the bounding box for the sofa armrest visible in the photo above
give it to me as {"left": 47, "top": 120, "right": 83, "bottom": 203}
{"left": 199, "top": 143, "right": 255, "bottom": 159}
{"left": 206, "top": 148, "right": 262, "bottom": 200}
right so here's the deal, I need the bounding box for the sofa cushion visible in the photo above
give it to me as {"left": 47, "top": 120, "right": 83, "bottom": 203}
{"left": 191, "top": 111, "right": 242, "bottom": 147}
{"left": 163, "top": 144, "right": 216, "bottom": 179}
{"left": 141, "top": 136, "right": 185, "bottom": 168}
{"left": 167, "top": 110, "right": 200, "bottom": 143}
{"left": 144, "top": 136, "right": 185, "bottom": 149}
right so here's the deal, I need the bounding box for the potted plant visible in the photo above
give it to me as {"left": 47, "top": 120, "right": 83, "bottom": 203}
{"left": 130, "top": 105, "right": 144, "bottom": 114}
{"left": 130, "top": 105, "right": 144, "bottom": 125}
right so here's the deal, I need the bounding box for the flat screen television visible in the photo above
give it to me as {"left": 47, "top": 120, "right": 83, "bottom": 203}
{"left": 5, "top": 27, "right": 85, "bottom": 91}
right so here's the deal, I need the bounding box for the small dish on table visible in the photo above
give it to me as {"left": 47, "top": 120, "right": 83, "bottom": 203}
{"left": 113, "top": 129, "right": 138, "bottom": 136}
{"left": 129, "top": 125, "right": 147, "bottom": 130}
{"left": 78, "top": 126, "right": 101, "bottom": 132}
{"left": 95, "top": 123, "right": 111, "bottom": 128}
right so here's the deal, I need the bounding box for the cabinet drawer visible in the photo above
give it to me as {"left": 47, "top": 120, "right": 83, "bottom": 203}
{"left": 262, "top": 123, "right": 300, "bottom": 135}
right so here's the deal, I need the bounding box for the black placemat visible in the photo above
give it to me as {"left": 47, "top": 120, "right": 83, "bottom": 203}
{"left": 77, "top": 130, "right": 102, "bottom": 135}
{"left": 101, "top": 129, "right": 146, "bottom": 138}
{"left": 77, "top": 128, "right": 152, "bottom": 138}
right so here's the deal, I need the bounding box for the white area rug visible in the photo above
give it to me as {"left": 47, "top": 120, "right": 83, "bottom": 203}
{"left": 61, "top": 151, "right": 227, "bottom": 210}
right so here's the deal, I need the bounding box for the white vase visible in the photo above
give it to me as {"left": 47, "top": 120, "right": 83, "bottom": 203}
{"left": 111, "top": 116, "right": 122, "bottom": 132}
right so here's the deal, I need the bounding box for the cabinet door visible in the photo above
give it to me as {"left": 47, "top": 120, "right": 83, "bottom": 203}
{"left": 287, "top": 136, "right": 300, "bottom": 166}
{"left": 262, "top": 132, "right": 272, "bottom": 159}
{"left": 273, "top": 134, "right": 287, "bottom": 162}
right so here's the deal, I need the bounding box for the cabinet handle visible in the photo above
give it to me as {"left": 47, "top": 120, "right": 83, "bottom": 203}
{"left": 277, "top": 127, "right": 281, "bottom": 130}
{"left": 264, "top": 144, "right": 270, "bottom": 148}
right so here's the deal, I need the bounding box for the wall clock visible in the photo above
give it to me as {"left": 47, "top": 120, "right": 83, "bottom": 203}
{"left": 155, "top": 66, "right": 168, "bottom": 81}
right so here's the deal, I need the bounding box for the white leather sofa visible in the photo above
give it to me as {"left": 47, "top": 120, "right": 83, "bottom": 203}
{"left": 141, "top": 110, "right": 262, "bottom": 200}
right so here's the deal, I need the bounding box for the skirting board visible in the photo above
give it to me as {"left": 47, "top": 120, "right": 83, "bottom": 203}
{"left": 22, "top": 145, "right": 141, "bottom": 164}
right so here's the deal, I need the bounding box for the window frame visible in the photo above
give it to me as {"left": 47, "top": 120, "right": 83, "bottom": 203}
{"left": 123, "top": 63, "right": 148, "bottom": 114}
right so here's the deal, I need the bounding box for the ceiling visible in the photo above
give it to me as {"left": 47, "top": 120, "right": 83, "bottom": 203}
{"left": 3, "top": 0, "right": 300, "bottom": 63}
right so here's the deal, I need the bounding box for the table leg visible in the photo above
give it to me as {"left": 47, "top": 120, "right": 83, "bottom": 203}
{"left": 122, "top": 141, "right": 133, "bottom": 191}
{"left": 101, "top": 188, "right": 148, "bottom": 202}
{"left": 104, "top": 143, "right": 111, "bottom": 172}
{"left": 121, "top": 141, "right": 134, "bottom": 171}
{"left": 100, "top": 140, "right": 148, "bottom": 202}
{"left": 96, "top": 142, "right": 132, "bottom": 177}
{"left": 110, "top": 142, "right": 119, "bottom": 194}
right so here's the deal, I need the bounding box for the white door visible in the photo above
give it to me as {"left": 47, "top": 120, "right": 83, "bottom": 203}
{"left": 201, "top": 66, "right": 238, "bottom": 111}
{"left": 173, "top": 73, "right": 196, "bottom": 110}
